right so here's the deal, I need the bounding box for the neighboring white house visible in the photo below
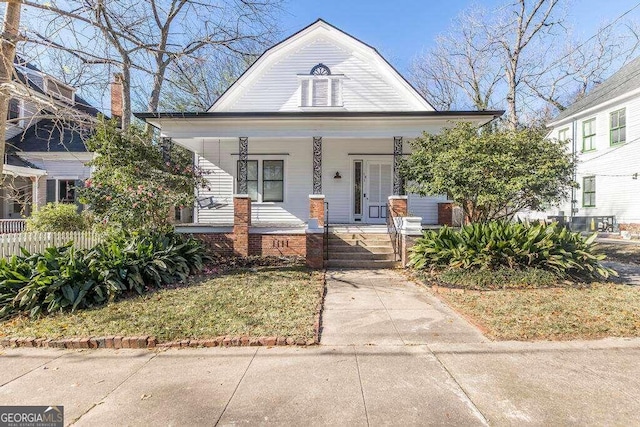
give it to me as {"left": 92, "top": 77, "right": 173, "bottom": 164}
{"left": 137, "top": 19, "right": 502, "bottom": 229}
{"left": 546, "top": 56, "right": 640, "bottom": 232}
{"left": 2, "top": 57, "right": 100, "bottom": 225}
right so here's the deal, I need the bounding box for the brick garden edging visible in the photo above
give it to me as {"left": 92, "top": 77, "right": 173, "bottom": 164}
{"left": 0, "top": 335, "right": 316, "bottom": 349}
{"left": 0, "top": 270, "right": 328, "bottom": 351}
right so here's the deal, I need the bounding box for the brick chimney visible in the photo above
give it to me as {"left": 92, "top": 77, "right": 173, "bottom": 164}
{"left": 110, "top": 73, "right": 123, "bottom": 127}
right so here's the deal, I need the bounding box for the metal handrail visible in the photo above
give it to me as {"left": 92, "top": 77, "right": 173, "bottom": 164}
{"left": 323, "top": 202, "right": 329, "bottom": 261}
{"left": 386, "top": 203, "right": 400, "bottom": 261}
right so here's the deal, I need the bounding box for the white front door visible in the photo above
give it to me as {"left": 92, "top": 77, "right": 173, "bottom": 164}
{"left": 365, "top": 161, "right": 392, "bottom": 224}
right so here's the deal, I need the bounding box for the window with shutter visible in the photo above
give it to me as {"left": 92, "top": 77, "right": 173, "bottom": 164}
{"left": 299, "top": 64, "right": 343, "bottom": 107}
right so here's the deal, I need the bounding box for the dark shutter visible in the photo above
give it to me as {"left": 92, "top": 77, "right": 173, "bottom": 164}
{"left": 46, "top": 179, "right": 56, "bottom": 204}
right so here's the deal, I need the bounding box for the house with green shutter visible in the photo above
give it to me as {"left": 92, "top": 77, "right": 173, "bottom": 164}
{"left": 546, "top": 56, "right": 640, "bottom": 233}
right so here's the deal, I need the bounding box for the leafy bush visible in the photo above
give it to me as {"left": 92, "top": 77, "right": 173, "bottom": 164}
{"left": 26, "top": 203, "right": 93, "bottom": 232}
{"left": 409, "top": 221, "right": 615, "bottom": 280}
{"left": 0, "top": 232, "right": 209, "bottom": 320}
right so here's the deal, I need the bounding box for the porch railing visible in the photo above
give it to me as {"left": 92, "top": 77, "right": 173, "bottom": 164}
{"left": 0, "top": 219, "right": 27, "bottom": 234}
{"left": 324, "top": 201, "right": 329, "bottom": 262}
{"left": 386, "top": 202, "right": 401, "bottom": 261}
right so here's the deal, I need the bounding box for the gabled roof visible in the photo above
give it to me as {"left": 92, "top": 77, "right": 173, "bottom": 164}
{"left": 13, "top": 56, "right": 101, "bottom": 117}
{"left": 551, "top": 56, "right": 640, "bottom": 124}
{"left": 207, "top": 19, "right": 435, "bottom": 112}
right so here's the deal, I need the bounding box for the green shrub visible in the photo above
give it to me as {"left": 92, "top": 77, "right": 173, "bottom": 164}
{"left": 26, "top": 203, "right": 93, "bottom": 232}
{"left": 409, "top": 221, "right": 615, "bottom": 280}
{"left": 0, "top": 232, "right": 209, "bottom": 320}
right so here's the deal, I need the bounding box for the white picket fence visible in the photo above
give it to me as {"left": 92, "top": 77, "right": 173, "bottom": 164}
{"left": 0, "top": 231, "right": 103, "bottom": 258}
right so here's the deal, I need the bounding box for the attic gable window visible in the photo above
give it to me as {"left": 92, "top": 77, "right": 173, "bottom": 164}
{"left": 299, "top": 63, "right": 343, "bottom": 107}
{"left": 44, "top": 77, "right": 75, "bottom": 104}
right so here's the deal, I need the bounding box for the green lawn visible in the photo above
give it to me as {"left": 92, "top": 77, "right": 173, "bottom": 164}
{"left": 0, "top": 267, "right": 323, "bottom": 342}
{"left": 438, "top": 283, "right": 640, "bottom": 341}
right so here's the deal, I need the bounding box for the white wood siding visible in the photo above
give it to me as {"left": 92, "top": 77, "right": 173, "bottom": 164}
{"left": 225, "top": 37, "right": 427, "bottom": 113}
{"left": 545, "top": 94, "right": 640, "bottom": 223}
{"left": 196, "top": 138, "right": 446, "bottom": 225}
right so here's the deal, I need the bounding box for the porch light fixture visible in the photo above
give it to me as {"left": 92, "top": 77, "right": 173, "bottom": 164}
{"left": 334, "top": 171, "right": 342, "bottom": 179}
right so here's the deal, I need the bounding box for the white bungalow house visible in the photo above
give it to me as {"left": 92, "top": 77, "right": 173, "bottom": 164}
{"left": 546, "top": 56, "right": 640, "bottom": 234}
{"left": 2, "top": 57, "right": 101, "bottom": 231}
{"left": 137, "top": 19, "right": 502, "bottom": 266}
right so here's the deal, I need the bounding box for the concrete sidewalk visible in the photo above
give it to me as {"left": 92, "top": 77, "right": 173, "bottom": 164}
{"left": 1, "top": 269, "right": 639, "bottom": 426}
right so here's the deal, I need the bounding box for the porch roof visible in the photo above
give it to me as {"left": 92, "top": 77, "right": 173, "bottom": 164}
{"left": 135, "top": 110, "right": 504, "bottom": 147}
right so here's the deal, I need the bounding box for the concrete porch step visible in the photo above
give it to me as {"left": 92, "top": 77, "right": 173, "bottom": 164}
{"left": 328, "top": 252, "right": 396, "bottom": 261}
{"left": 326, "top": 259, "right": 401, "bottom": 269}
{"left": 329, "top": 233, "right": 391, "bottom": 241}
{"left": 329, "top": 246, "right": 395, "bottom": 255}
{"left": 328, "top": 240, "right": 393, "bottom": 248}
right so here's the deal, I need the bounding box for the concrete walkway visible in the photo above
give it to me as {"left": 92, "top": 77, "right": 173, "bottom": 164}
{"left": 1, "top": 269, "right": 640, "bottom": 426}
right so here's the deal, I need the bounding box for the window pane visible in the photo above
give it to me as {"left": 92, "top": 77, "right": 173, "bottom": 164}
{"left": 59, "top": 180, "right": 75, "bottom": 203}
{"left": 620, "top": 126, "right": 626, "bottom": 143}
{"left": 247, "top": 160, "right": 258, "bottom": 180}
{"left": 619, "top": 110, "right": 626, "bottom": 127}
{"left": 263, "top": 160, "right": 283, "bottom": 180}
{"left": 248, "top": 181, "right": 258, "bottom": 202}
{"left": 611, "top": 112, "right": 617, "bottom": 128}
{"left": 263, "top": 181, "right": 283, "bottom": 202}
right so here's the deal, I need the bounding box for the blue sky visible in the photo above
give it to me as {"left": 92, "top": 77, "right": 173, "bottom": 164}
{"left": 279, "top": 0, "right": 640, "bottom": 73}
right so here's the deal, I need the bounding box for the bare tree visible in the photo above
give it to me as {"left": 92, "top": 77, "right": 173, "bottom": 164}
{"left": 0, "top": 0, "right": 22, "bottom": 174}
{"left": 411, "top": 0, "right": 639, "bottom": 128}
{"left": 20, "top": 0, "right": 282, "bottom": 128}
{"left": 411, "top": 7, "right": 503, "bottom": 111}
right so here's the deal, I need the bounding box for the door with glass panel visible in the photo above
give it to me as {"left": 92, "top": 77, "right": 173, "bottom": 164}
{"left": 364, "top": 161, "right": 392, "bottom": 224}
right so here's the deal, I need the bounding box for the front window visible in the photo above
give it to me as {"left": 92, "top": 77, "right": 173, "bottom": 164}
{"left": 558, "top": 127, "right": 569, "bottom": 142}
{"left": 237, "top": 160, "right": 283, "bottom": 202}
{"left": 237, "top": 160, "right": 258, "bottom": 201}
{"left": 610, "top": 108, "right": 626, "bottom": 145}
{"left": 582, "top": 119, "right": 596, "bottom": 152}
{"left": 262, "top": 160, "right": 284, "bottom": 202}
{"left": 7, "top": 98, "right": 20, "bottom": 122}
{"left": 582, "top": 176, "right": 596, "bottom": 207}
{"left": 58, "top": 180, "right": 76, "bottom": 203}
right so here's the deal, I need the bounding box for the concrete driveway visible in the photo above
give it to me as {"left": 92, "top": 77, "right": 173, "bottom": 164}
{"left": 1, "top": 269, "right": 640, "bottom": 426}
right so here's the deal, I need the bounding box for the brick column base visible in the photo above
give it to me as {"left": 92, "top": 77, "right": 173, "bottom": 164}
{"left": 388, "top": 196, "right": 408, "bottom": 218}
{"left": 309, "top": 195, "right": 325, "bottom": 227}
{"left": 438, "top": 202, "right": 454, "bottom": 226}
{"left": 233, "top": 195, "right": 252, "bottom": 257}
{"left": 305, "top": 231, "right": 324, "bottom": 269}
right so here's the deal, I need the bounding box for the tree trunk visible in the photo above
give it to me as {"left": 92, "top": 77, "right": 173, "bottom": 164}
{"left": 121, "top": 61, "right": 131, "bottom": 130}
{"left": 0, "top": 0, "right": 22, "bottom": 175}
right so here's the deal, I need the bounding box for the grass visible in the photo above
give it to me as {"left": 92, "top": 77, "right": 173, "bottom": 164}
{"left": 437, "top": 283, "right": 640, "bottom": 341}
{"left": 598, "top": 242, "right": 640, "bottom": 264}
{"left": 435, "top": 267, "right": 559, "bottom": 290}
{"left": 0, "top": 267, "right": 323, "bottom": 342}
